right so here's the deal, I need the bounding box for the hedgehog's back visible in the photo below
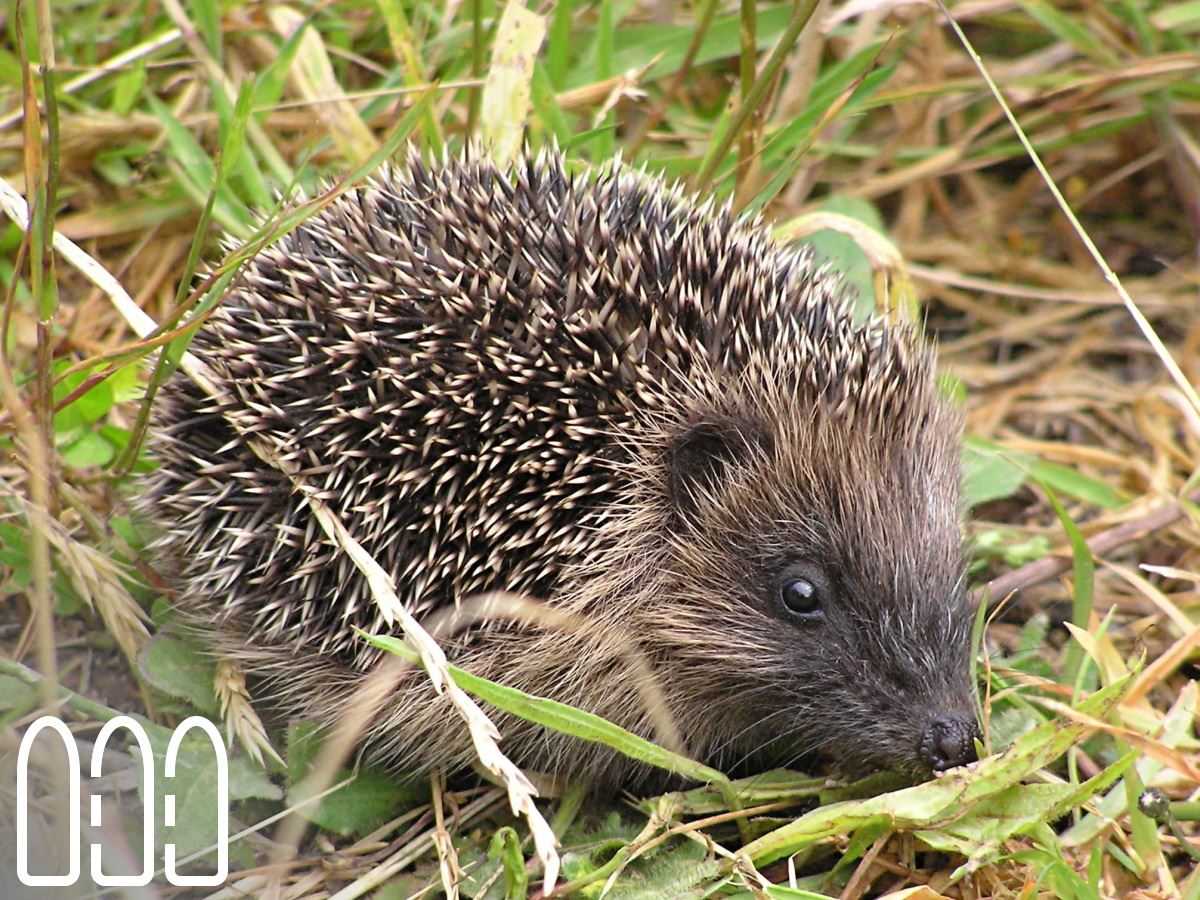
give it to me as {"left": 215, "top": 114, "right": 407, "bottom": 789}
{"left": 143, "top": 151, "right": 909, "bottom": 666}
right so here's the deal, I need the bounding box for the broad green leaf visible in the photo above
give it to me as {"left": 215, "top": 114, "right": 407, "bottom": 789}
{"left": 802, "top": 195, "right": 886, "bottom": 320}
{"left": 285, "top": 722, "right": 426, "bottom": 836}
{"left": 109, "top": 362, "right": 143, "bottom": 404}
{"left": 137, "top": 633, "right": 220, "bottom": 715}
{"left": 135, "top": 715, "right": 279, "bottom": 873}
{"left": 971, "top": 529, "right": 1051, "bottom": 571}
{"left": 62, "top": 431, "right": 116, "bottom": 469}
{"left": 52, "top": 361, "right": 115, "bottom": 430}
{"left": 962, "top": 439, "right": 1030, "bottom": 508}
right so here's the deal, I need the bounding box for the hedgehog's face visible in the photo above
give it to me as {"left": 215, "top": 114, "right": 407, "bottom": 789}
{"left": 658, "top": 402, "right": 979, "bottom": 780}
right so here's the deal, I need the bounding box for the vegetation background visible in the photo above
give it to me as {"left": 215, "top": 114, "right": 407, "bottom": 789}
{"left": 0, "top": 0, "right": 1198, "bottom": 897}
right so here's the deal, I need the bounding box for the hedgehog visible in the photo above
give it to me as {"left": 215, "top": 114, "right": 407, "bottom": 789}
{"left": 141, "top": 149, "right": 979, "bottom": 789}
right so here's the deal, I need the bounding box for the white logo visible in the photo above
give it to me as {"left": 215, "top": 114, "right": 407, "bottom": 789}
{"left": 16, "top": 714, "right": 229, "bottom": 887}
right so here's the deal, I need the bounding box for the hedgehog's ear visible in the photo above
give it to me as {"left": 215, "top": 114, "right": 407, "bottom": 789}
{"left": 667, "top": 417, "right": 770, "bottom": 522}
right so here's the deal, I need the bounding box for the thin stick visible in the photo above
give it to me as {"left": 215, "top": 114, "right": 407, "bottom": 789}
{"left": 980, "top": 490, "right": 1200, "bottom": 604}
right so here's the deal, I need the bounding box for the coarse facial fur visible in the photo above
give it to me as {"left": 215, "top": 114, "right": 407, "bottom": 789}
{"left": 142, "top": 150, "right": 978, "bottom": 789}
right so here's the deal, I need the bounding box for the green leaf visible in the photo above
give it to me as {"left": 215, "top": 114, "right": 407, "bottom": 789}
{"left": 137, "top": 634, "right": 220, "bottom": 715}
{"left": 1016, "top": 1, "right": 1117, "bottom": 64}
{"left": 971, "top": 528, "right": 1051, "bottom": 571}
{"left": 53, "top": 570, "right": 86, "bottom": 617}
{"left": 962, "top": 438, "right": 1030, "bottom": 508}
{"left": 109, "top": 361, "right": 143, "bottom": 404}
{"left": 568, "top": 6, "right": 795, "bottom": 89}
{"left": 743, "top": 676, "right": 1132, "bottom": 867}
{"left": 0, "top": 47, "right": 21, "bottom": 88}
{"left": 986, "top": 704, "right": 1045, "bottom": 751}
{"left": 591, "top": 0, "right": 615, "bottom": 161}
{"left": 530, "top": 60, "right": 572, "bottom": 146}
{"left": 1028, "top": 459, "right": 1126, "bottom": 509}
{"left": 252, "top": 19, "right": 309, "bottom": 118}
{"left": 362, "top": 631, "right": 730, "bottom": 787}
{"left": 803, "top": 195, "right": 886, "bottom": 320}
{"left": 0, "top": 674, "right": 39, "bottom": 721}
{"left": 93, "top": 150, "right": 135, "bottom": 187}
{"left": 61, "top": 431, "right": 116, "bottom": 469}
{"left": 190, "top": 0, "right": 223, "bottom": 62}
{"left": 144, "top": 93, "right": 255, "bottom": 237}
{"left": 456, "top": 838, "right": 508, "bottom": 900}
{"left": 1151, "top": 1, "right": 1200, "bottom": 32}
{"left": 488, "top": 827, "right": 529, "bottom": 900}
{"left": 965, "top": 435, "right": 1129, "bottom": 512}
{"left": 136, "top": 715, "right": 280, "bottom": 873}
{"left": 110, "top": 57, "right": 146, "bottom": 115}
{"left": 665, "top": 768, "right": 826, "bottom": 816}
{"left": 592, "top": 839, "right": 722, "bottom": 899}
{"left": 759, "top": 42, "right": 890, "bottom": 165}
{"left": 285, "top": 722, "right": 426, "bottom": 836}
{"left": 546, "top": 0, "right": 575, "bottom": 88}
{"left": 746, "top": 42, "right": 895, "bottom": 214}
{"left": 214, "top": 77, "right": 270, "bottom": 210}
{"left": 915, "top": 752, "right": 1135, "bottom": 880}
{"left": 1043, "top": 486, "right": 1095, "bottom": 686}
{"left": 563, "top": 123, "right": 619, "bottom": 154}
{"left": 52, "top": 361, "right": 115, "bottom": 430}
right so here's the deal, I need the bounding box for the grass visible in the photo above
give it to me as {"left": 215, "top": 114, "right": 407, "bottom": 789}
{"left": 2, "top": 0, "right": 1200, "bottom": 897}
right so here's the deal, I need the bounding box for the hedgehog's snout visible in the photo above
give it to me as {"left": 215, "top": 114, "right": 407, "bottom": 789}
{"left": 919, "top": 713, "right": 979, "bottom": 771}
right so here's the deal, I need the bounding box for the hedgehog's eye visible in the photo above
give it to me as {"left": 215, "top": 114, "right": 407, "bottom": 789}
{"left": 776, "top": 564, "right": 827, "bottom": 621}
{"left": 780, "top": 578, "right": 820, "bottom": 616}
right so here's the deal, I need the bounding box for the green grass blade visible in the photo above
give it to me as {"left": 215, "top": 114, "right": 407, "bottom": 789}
{"left": 592, "top": 0, "right": 615, "bottom": 161}
{"left": 1042, "top": 486, "right": 1095, "bottom": 689}
{"left": 546, "top": 0, "right": 574, "bottom": 89}
{"left": 695, "top": 0, "right": 820, "bottom": 191}
{"left": 530, "top": 60, "right": 572, "bottom": 146}
{"left": 362, "top": 631, "right": 730, "bottom": 786}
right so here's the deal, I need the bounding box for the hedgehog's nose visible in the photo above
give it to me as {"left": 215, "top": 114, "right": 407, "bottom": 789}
{"left": 920, "top": 715, "right": 978, "bottom": 771}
